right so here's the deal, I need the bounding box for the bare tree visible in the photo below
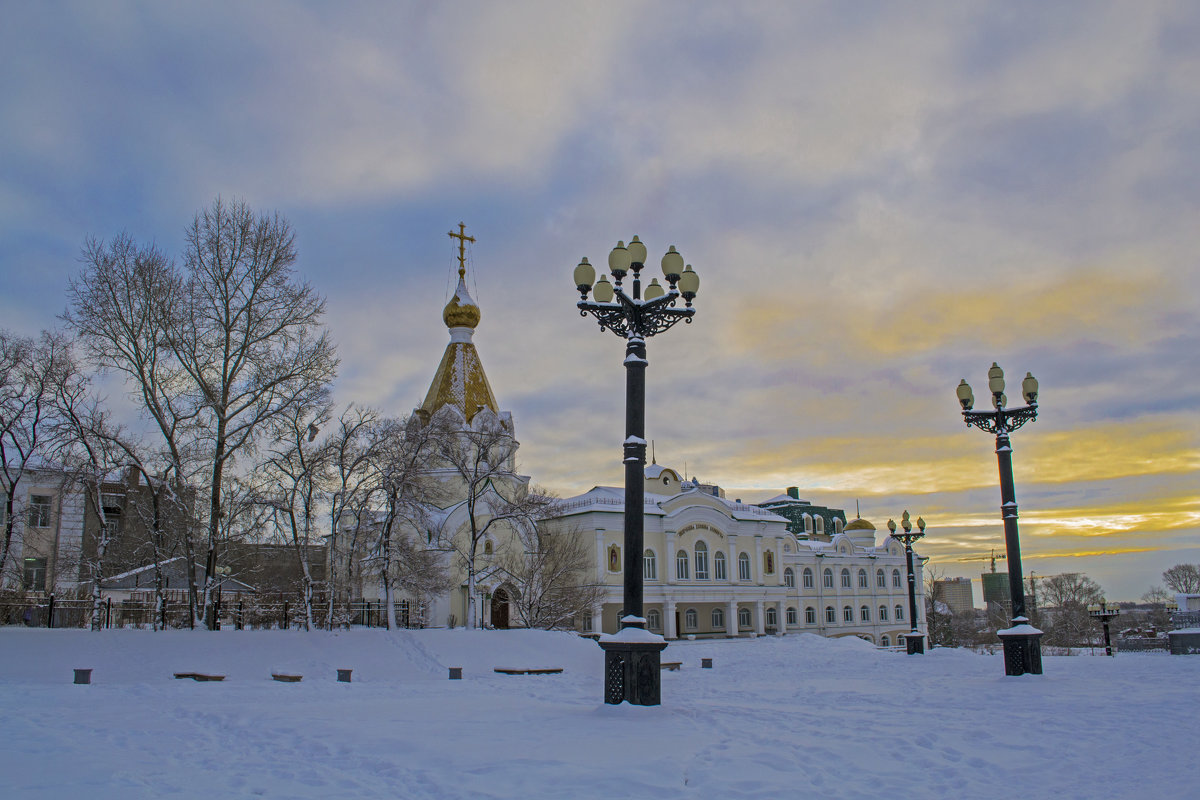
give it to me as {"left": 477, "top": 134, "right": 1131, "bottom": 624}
{"left": 1162, "top": 564, "right": 1200, "bottom": 594}
{"left": 0, "top": 330, "right": 78, "bottom": 586}
{"left": 321, "top": 405, "right": 378, "bottom": 628}
{"left": 1040, "top": 572, "right": 1104, "bottom": 652}
{"left": 432, "top": 410, "right": 546, "bottom": 629}
{"left": 505, "top": 515, "right": 602, "bottom": 631}
{"left": 68, "top": 200, "right": 338, "bottom": 628}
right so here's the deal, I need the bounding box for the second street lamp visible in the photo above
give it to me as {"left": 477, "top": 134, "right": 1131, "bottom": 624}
{"left": 887, "top": 511, "right": 926, "bottom": 654}
{"left": 957, "top": 362, "right": 1044, "bottom": 676}
{"left": 1088, "top": 601, "right": 1120, "bottom": 657}
{"left": 573, "top": 236, "right": 699, "bottom": 706}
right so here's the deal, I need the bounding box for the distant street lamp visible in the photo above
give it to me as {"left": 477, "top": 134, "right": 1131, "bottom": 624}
{"left": 1088, "top": 601, "right": 1121, "bottom": 657}
{"left": 573, "top": 236, "right": 699, "bottom": 706}
{"left": 957, "top": 363, "right": 1044, "bottom": 676}
{"left": 887, "top": 511, "right": 926, "bottom": 654}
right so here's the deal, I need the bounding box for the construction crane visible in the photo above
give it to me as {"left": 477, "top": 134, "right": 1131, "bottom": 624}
{"left": 972, "top": 549, "right": 1007, "bottom": 572}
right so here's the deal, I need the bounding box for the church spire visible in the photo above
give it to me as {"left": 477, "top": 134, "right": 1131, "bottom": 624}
{"left": 419, "top": 223, "right": 498, "bottom": 423}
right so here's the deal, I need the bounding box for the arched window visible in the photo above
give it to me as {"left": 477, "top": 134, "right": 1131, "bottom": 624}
{"left": 823, "top": 568, "right": 834, "bottom": 588}
{"left": 582, "top": 612, "right": 593, "bottom": 632}
{"left": 738, "top": 552, "right": 752, "bottom": 581}
{"left": 841, "top": 569, "right": 851, "bottom": 588}
{"left": 825, "top": 606, "right": 836, "bottom": 623}
{"left": 895, "top": 604, "right": 904, "bottom": 621}
{"left": 876, "top": 569, "right": 886, "bottom": 588}
{"left": 647, "top": 609, "right": 661, "bottom": 631}
{"left": 843, "top": 605, "right": 853, "bottom": 622}
{"left": 684, "top": 608, "right": 698, "bottom": 630}
{"left": 892, "top": 569, "right": 902, "bottom": 588}
{"left": 802, "top": 568, "right": 814, "bottom": 588}
{"left": 738, "top": 606, "right": 752, "bottom": 628}
{"left": 815, "top": 517, "right": 825, "bottom": 535}
{"left": 786, "top": 606, "right": 797, "bottom": 625}
{"left": 805, "top": 606, "right": 816, "bottom": 624}
{"left": 643, "top": 549, "right": 657, "bottom": 581}
{"left": 676, "top": 550, "right": 689, "bottom": 581}
{"left": 766, "top": 606, "right": 778, "bottom": 627}
{"left": 860, "top": 605, "right": 870, "bottom": 621}
{"left": 879, "top": 605, "right": 888, "bottom": 621}
{"left": 857, "top": 569, "right": 868, "bottom": 588}
{"left": 784, "top": 567, "right": 795, "bottom": 588}
{"left": 881, "top": 635, "right": 890, "bottom": 647}
{"left": 694, "top": 541, "right": 709, "bottom": 580}
{"left": 834, "top": 518, "right": 843, "bottom": 534}
{"left": 714, "top": 551, "right": 727, "bottom": 580}
{"left": 803, "top": 514, "right": 814, "bottom": 535}
{"left": 712, "top": 607, "right": 725, "bottom": 630}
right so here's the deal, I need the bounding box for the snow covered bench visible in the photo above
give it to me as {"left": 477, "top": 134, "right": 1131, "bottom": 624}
{"left": 173, "top": 672, "right": 225, "bottom": 681}
{"left": 660, "top": 661, "right": 682, "bottom": 671}
{"left": 493, "top": 668, "right": 564, "bottom": 675}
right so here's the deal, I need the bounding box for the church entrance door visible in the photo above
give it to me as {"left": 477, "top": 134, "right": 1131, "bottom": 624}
{"left": 491, "top": 588, "right": 509, "bottom": 629}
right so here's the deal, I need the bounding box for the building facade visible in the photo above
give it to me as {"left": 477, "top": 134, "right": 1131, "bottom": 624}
{"left": 934, "top": 577, "right": 975, "bottom": 614}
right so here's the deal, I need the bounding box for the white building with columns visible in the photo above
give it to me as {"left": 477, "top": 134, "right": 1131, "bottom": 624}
{"left": 549, "top": 465, "right": 925, "bottom": 647}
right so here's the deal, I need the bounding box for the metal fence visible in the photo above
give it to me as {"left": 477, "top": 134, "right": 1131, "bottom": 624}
{"left": 1115, "top": 636, "right": 1170, "bottom": 652}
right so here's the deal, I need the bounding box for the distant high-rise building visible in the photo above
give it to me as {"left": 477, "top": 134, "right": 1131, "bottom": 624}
{"left": 982, "top": 571, "right": 1011, "bottom": 618}
{"left": 934, "top": 577, "right": 975, "bottom": 613}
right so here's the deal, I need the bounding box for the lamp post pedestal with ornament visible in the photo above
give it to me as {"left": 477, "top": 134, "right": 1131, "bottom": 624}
{"left": 957, "top": 363, "right": 1044, "bottom": 676}
{"left": 572, "top": 236, "right": 699, "bottom": 706}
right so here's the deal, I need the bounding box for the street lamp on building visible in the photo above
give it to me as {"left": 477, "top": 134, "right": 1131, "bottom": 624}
{"left": 957, "top": 363, "right": 1043, "bottom": 676}
{"left": 573, "top": 236, "right": 699, "bottom": 706}
{"left": 1088, "top": 601, "right": 1120, "bottom": 657}
{"left": 887, "top": 511, "right": 926, "bottom": 654}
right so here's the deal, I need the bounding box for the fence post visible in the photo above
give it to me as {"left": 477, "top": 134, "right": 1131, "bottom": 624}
{"left": 283, "top": 600, "right": 289, "bottom": 630}
{"left": 237, "top": 599, "right": 244, "bottom": 630}
{"left": 47, "top": 594, "right": 56, "bottom": 629}
{"left": 106, "top": 597, "right": 112, "bottom": 629}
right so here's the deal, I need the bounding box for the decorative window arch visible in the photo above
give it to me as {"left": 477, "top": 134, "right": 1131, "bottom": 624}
{"left": 815, "top": 516, "right": 825, "bottom": 535}
{"left": 738, "top": 606, "right": 752, "bottom": 628}
{"left": 843, "top": 605, "right": 854, "bottom": 622}
{"left": 738, "top": 552, "right": 752, "bottom": 581}
{"left": 876, "top": 568, "right": 886, "bottom": 588}
{"left": 694, "top": 541, "right": 710, "bottom": 580}
{"left": 834, "top": 518, "right": 843, "bottom": 534}
{"left": 786, "top": 606, "right": 797, "bottom": 625}
{"left": 714, "top": 551, "right": 727, "bottom": 580}
{"left": 879, "top": 605, "right": 889, "bottom": 621}
{"left": 823, "top": 568, "right": 834, "bottom": 588}
{"left": 766, "top": 606, "right": 778, "bottom": 627}
{"left": 825, "top": 606, "right": 836, "bottom": 623}
{"left": 802, "top": 567, "right": 814, "bottom": 588}
{"left": 841, "top": 568, "right": 852, "bottom": 588}
{"left": 860, "top": 605, "right": 870, "bottom": 621}
{"left": 643, "top": 549, "right": 657, "bottom": 581}
{"left": 857, "top": 568, "right": 868, "bottom": 588}
{"left": 784, "top": 567, "right": 795, "bottom": 588}
{"left": 712, "top": 607, "right": 725, "bottom": 630}
{"left": 803, "top": 514, "right": 813, "bottom": 534}
{"left": 892, "top": 568, "right": 902, "bottom": 588}
{"left": 684, "top": 608, "right": 698, "bottom": 630}
{"left": 646, "top": 609, "right": 661, "bottom": 631}
{"left": 676, "top": 550, "right": 689, "bottom": 581}
{"left": 783, "top": 542, "right": 791, "bottom": 553}
{"left": 805, "top": 606, "right": 816, "bottom": 624}
{"left": 895, "top": 604, "right": 905, "bottom": 621}
{"left": 881, "top": 635, "right": 890, "bottom": 647}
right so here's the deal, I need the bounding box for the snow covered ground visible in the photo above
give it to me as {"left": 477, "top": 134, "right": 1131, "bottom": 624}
{"left": 1, "top": 628, "right": 1194, "bottom": 799}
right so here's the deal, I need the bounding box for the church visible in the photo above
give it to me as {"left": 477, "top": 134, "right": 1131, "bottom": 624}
{"left": 353, "top": 226, "right": 925, "bottom": 648}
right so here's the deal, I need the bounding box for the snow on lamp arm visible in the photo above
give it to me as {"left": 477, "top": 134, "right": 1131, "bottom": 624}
{"left": 572, "top": 236, "right": 700, "bottom": 707}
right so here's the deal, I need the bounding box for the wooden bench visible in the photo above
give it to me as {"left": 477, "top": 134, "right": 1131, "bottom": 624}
{"left": 661, "top": 661, "right": 682, "bottom": 671}
{"left": 493, "top": 668, "right": 564, "bottom": 675}
{"left": 271, "top": 673, "right": 302, "bottom": 682}
{"left": 173, "top": 672, "right": 225, "bottom": 681}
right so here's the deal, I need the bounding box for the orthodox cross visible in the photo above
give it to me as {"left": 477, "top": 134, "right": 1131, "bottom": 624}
{"left": 448, "top": 222, "right": 475, "bottom": 279}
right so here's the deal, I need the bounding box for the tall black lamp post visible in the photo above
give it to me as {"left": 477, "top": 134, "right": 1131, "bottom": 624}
{"left": 957, "top": 363, "right": 1044, "bottom": 676}
{"left": 887, "top": 511, "right": 926, "bottom": 654}
{"left": 573, "top": 236, "right": 699, "bottom": 706}
{"left": 1088, "top": 601, "right": 1120, "bottom": 657}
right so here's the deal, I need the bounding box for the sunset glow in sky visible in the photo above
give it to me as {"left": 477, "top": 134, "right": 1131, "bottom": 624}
{"left": 2, "top": 2, "right": 1197, "bottom": 601}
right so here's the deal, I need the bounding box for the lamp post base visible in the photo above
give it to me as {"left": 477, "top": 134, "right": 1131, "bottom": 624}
{"left": 598, "top": 635, "right": 668, "bottom": 706}
{"left": 906, "top": 633, "right": 926, "bottom": 654}
{"left": 997, "top": 618, "right": 1043, "bottom": 676}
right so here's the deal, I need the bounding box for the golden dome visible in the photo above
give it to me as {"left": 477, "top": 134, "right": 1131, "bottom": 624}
{"left": 443, "top": 284, "right": 481, "bottom": 329}
{"left": 844, "top": 517, "right": 876, "bottom": 531}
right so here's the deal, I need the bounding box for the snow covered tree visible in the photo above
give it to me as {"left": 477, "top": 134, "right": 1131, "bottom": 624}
{"left": 505, "top": 516, "right": 601, "bottom": 631}
{"left": 320, "top": 405, "right": 378, "bottom": 629}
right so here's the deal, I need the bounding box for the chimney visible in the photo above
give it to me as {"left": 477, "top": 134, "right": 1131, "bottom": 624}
{"left": 786, "top": 487, "right": 799, "bottom": 500}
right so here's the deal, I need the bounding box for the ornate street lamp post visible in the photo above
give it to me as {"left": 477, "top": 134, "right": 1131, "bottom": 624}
{"left": 957, "top": 363, "right": 1044, "bottom": 676}
{"left": 573, "top": 236, "right": 699, "bottom": 706}
{"left": 887, "top": 511, "right": 926, "bottom": 654}
{"left": 1088, "top": 601, "right": 1120, "bottom": 657}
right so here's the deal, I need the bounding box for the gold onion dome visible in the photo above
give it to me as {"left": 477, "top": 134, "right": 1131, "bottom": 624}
{"left": 844, "top": 518, "right": 876, "bottom": 531}
{"left": 443, "top": 280, "right": 481, "bottom": 329}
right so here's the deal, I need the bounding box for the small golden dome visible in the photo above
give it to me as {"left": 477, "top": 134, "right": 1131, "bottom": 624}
{"left": 443, "top": 279, "right": 481, "bottom": 329}
{"left": 844, "top": 518, "right": 876, "bottom": 531}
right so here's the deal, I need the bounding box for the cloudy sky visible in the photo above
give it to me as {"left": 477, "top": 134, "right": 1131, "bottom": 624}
{"left": 3, "top": 2, "right": 1197, "bottom": 602}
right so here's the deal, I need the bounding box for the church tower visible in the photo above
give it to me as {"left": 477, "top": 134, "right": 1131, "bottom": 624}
{"left": 416, "top": 223, "right": 501, "bottom": 425}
